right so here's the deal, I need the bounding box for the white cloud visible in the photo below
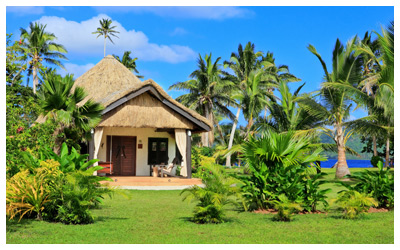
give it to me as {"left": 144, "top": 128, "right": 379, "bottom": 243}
{"left": 33, "top": 14, "right": 196, "bottom": 63}
{"left": 7, "top": 6, "right": 44, "bottom": 15}
{"left": 60, "top": 63, "right": 95, "bottom": 78}
{"left": 93, "top": 6, "right": 254, "bottom": 20}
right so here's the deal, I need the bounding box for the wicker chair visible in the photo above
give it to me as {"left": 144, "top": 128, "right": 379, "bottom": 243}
{"left": 161, "top": 163, "right": 177, "bottom": 177}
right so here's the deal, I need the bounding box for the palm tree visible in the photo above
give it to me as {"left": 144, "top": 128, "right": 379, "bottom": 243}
{"left": 256, "top": 82, "right": 323, "bottom": 134}
{"left": 19, "top": 22, "right": 68, "bottom": 94}
{"left": 169, "top": 53, "right": 235, "bottom": 147}
{"left": 240, "top": 69, "right": 275, "bottom": 137}
{"left": 355, "top": 31, "right": 381, "bottom": 156}
{"left": 323, "top": 22, "right": 394, "bottom": 167}
{"left": 113, "top": 51, "right": 143, "bottom": 78}
{"left": 373, "top": 22, "right": 394, "bottom": 167}
{"left": 306, "top": 37, "right": 363, "bottom": 178}
{"left": 92, "top": 18, "right": 119, "bottom": 57}
{"left": 223, "top": 42, "right": 263, "bottom": 167}
{"left": 37, "top": 71, "right": 104, "bottom": 153}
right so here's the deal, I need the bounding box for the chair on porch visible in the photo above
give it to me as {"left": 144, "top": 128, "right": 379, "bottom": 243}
{"left": 160, "top": 157, "right": 178, "bottom": 177}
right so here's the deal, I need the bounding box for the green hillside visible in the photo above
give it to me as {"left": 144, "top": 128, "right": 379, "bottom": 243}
{"left": 320, "top": 134, "right": 373, "bottom": 160}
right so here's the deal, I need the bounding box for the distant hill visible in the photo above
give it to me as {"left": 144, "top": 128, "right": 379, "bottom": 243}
{"left": 319, "top": 134, "right": 373, "bottom": 160}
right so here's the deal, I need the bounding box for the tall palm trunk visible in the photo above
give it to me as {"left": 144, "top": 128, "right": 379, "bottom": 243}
{"left": 33, "top": 67, "right": 38, "bottom": 94}
{"left": 215, "top": 121, "right": 225, "bottom": 146}
{"left": 226, "top": 107, "right": 241, "bottom": 167}
{"left": 202, "top": 105, "right": 210, "bottom": 147}
{"left": 104, "top": 37, "right": 106, "bottom": 57}
{"left": 373, "top": 136, "right": 378, "bottom": 156}
{"left": 53, "top": 124, "right": 65, "bottom": 154}
{"left": 335, "top": 124, "right": 351, "bottom": 178}
{"left": 208, "top": 108, "right": 215, "bottom": 146}
{"left": 385, "top": 133, "right": 390, "bottom": 168}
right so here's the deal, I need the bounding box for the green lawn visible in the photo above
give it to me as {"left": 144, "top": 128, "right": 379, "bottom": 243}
{"left": 6, "top": 168, "right": 394, "bottom": 244}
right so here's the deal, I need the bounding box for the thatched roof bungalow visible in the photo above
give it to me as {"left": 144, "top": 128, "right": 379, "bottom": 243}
{"left": 75, "top": 55, "right": 211, "bottom": 178}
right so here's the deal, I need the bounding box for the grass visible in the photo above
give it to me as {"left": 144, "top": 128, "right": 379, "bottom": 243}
{"left": 6, "top": 168, "right": 394, "bottom": 244}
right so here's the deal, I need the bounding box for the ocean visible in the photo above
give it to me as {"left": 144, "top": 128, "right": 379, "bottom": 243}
{"left": 320, "top": 159, "right": 373, "bottom": 168}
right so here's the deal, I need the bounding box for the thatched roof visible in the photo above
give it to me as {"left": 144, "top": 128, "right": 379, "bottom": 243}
{"left": 73, "top": 55, "right": 211, "bottom": 132}
{"left": 72, "top": 55, "right": 142, "bottom": 107}
{"left": 98, "top": 92, "right": 195, "bottom": 129}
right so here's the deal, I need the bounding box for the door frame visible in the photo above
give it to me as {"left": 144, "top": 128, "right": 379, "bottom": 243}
{"left": 106, "top": 135, "right": 137, "bottom": 176}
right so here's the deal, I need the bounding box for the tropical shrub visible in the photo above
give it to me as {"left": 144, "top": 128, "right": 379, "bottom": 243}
{"left": 21, "top": 142, "right": 99, "bottom": 173}
{"left": 191, "top": 146, "right": 201, "bottom": 173}
{"left": 236, "top": 130, "right": 328, "bottom": 212}
{"left": 181, "top": 164, "right": 243, "bottom": 224}
{"left": 7, "top": 145, "right": 114, "bottom": 224}
{"left": 269, "top": 194, "right": 302, "bottom": 222}
{"left": 303, "top": 172, "right": 331, "bottom": 212}
{"left": 6, "top": 160, "right": 63, "bottom": 221}
{"left": 54, "top": 167, "right": 114, "bottom": 224}
{"left": 339, "top": 161, "right": 394, "bottom": 209}
{"left": 370, "top": 155, "right": 384, "bottom": 168}
{"left": 6, "top": 83, "right": 57, "bottom": 178}
{"left": 334, "top": 190, "right": 378, "bottom": 219}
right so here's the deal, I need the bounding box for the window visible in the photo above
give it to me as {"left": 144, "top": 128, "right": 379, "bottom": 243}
{"left": 148, "top": 138, "right": 169, "bottom": 165}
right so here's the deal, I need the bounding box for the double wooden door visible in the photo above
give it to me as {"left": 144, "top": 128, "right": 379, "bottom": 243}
{"left": 107, "top": 136, "right": 137, "bottom": 176}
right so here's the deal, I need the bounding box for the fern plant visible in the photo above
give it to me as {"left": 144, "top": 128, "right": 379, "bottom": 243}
{"left": 334, "top": 190, "right": 378, "bottom": 219}
{"left": 339, "top": 161, "right": 394, "bottom": 209}
{"left": 269, "top": 194, "right": 302, "bottom": 222}
{"left": 181, "top": 164, "right": 243, "bottom": 224}
{"left": 236, "top": 130, "right": 327, "bottom": 211}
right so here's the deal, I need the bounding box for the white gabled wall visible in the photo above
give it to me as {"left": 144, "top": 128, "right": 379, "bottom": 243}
{"left": 97, "top": 127, "right": 176, "bottom": 176}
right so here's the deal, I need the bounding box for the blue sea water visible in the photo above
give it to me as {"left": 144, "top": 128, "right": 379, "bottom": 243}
{"left": 320, "top": 159, "right": 373, "bottom": 168}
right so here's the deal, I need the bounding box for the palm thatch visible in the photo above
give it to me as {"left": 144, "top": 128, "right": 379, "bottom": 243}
{"left": 72, "top": 55, "right": 142, "bottom": 107}
{"left": 99, "top": 92, "right": 195, "bottom": 129}
{"left": 72, "top": 55, "right": 211, "bottom": 132}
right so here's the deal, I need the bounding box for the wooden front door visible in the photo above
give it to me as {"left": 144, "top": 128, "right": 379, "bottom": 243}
{"left": 107, "top": 136, "right": 136, "bottom": 176}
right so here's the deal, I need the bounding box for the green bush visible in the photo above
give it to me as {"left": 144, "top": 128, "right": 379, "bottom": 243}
{"left": 6, "top": 160, "right": 63, "bottom": 221}
{"left": 339, "top": 161, "right": 394, "bottom": 209}
{"left": 181, "top": 164, "right": 243, "bottom": 224}
{"left": 303, "top": 172, "right": 331, "bottom": 212}
{"left": 21, "top": 142, "right": 99, "bottom": 173}
{"left": 7, "top": 146, "right": 114, "bottom": 224}
{"left": 236, "top": 131, "right": 329, "bottom": 212}
{"left": 269, "top": 194, "right": 302, "bottom": 222}
{"left": 370, "top": 155, "right": 384, "bottom": 168}
{"left": 334, "top": 190, "right": 378, "bottom": 219}
{"left": 54, "top": 167, "right": 113, "bottom": 224}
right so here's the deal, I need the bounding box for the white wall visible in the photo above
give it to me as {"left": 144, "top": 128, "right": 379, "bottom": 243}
{"left": 98, "top": 127, "right": 176, "bottom": 176}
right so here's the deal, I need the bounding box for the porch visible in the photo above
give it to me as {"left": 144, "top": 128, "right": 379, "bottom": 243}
{"left": 99, "top": 176, "right": 203, "bottom": 190}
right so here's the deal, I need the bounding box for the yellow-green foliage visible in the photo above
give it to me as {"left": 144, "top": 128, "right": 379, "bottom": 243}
{"left": 270, "top": 194, "right": 302, "bottom": 222}
{"left": 200, "top": 155, "right": 216, "bottom": 166}
{"left": 335, "top": 190, "right": 378, "bottom": 219}
{"left": 6, "top": 160, "right": 63, "bottom": 221}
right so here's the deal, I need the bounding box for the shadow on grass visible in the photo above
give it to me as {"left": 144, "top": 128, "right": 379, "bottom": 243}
{"left": 6, "top": 218, "right": 34, "bottom": 233}
{"left": 327, "top": 214, "right": 374, "bottom": 221}
{"left": 178, "top": 216, "right": 238, "bottom": 224}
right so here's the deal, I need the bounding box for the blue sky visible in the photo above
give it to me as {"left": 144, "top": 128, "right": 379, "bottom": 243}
{"left": 6, "top": 6, "right": 394, "bottom": 125}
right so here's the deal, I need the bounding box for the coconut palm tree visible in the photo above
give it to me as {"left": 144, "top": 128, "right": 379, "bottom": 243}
{"left": 223, "top": 42, "right": 263, "bottom": 167}
{"left": 306, "top": 37, "right": 363, "bottom": 178}
{"left": 113, "top": 51, "right": 143, "bottom": 78}
{"left": 169, "top": 53, "right": 235, "bottom": 147}
{"left": 322, "top": 22, "right": 394, "bottom": 167}
{"left": 37, "top": 71, "right": 104, "bottom": 153}
{"left": 223, "top": 43, "right": 298, "bottom": 166}
{"left": 256, "top": 82, "right": 324, "bottom": 134}
{"left": 19, "top": 22, "right": 68, "bottom": 94}
{"left": 241, "top": 69, "right": 275, "bottom": 138}
{"left": 92, "top": 18, "right": 119, "bottom": 57}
